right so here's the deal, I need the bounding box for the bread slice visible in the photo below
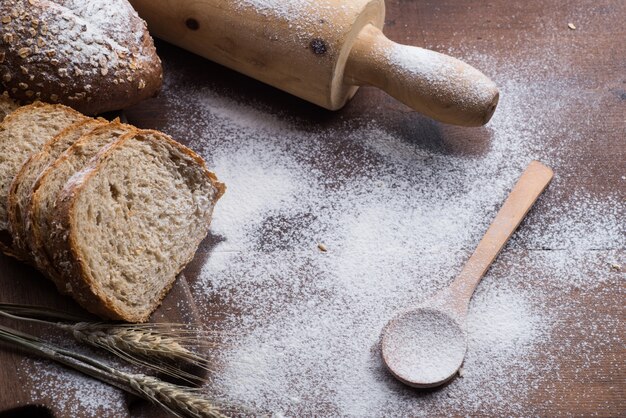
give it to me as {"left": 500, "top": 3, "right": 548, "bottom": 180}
{"left": 8, "top": 118, "right": 107, "bottom": 260}
{"left": 48, "top": 130, "right": 225, "bottom": 322}
{"left": 0, "top": 92, "right": 19, "bottom": 122}
{"left": 28, "top": 121, "right": 135, "bottom": 284}
{"left": 0, "top": 102, "right": 86, "bottom": 257}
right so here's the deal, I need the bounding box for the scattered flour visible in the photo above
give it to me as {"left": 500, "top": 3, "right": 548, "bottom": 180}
{"left": 234, "top": 0, "right": 354, "bottom": 22}
{"left": 26, "top": 358, "right": 127, "bottom": 417}
{"left": 152, "top": 30, "right": 624, "bottom": 414}
{"left": 234, "top": 0, "right": 312, "bottom": 19}
{"left": 17, "top": 3, "right": 624, "bottom": 415}
{"left": 232, "top": 0, "right": 352, "bottom": 48}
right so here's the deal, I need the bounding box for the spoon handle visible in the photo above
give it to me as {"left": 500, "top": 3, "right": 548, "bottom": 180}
{"left": 447, "top": 161, "right": 553, "bottom": 312}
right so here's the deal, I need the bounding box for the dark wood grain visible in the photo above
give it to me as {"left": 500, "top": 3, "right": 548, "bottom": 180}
{"left": 1, "top": 0, "right": 624, "bottom": 416}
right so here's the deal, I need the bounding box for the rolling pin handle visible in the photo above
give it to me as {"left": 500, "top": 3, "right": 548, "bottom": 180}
{"left": 344, "top": 24, "right": 499, "bottom": 126}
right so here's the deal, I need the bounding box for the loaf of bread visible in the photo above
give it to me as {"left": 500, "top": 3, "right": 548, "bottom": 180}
{"left": 1, "top": 103, "right": 224, "bottom": 322}
{"left": 0, "top": 102, "right": 86, "bottom": 258}
{"left": 0, "top": 0, "right": 162, "bottom": 114}
{"left": 48, "top": 130, "right": 225, "bottom": 322}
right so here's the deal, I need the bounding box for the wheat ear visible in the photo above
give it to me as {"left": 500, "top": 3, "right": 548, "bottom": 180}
{"left": 67, "top": 322, "right": 196, "bottom": 360}
{"left": 0, "top": 305, "right": 214, "bottom": 382}
{"left": 0, "top": 324, "right": 228, "bottom": 418}
{"left": 126, "top": 373, "right": 226, "bottom": 418}
{"left": 62, "top": 322, "right": 212, "bottom": 383}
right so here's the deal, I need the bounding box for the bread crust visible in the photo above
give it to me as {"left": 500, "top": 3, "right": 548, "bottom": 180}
{"left": 0, "top": 0, "right": 162, "bottom": 115}
{"left": 49, "top": 130, "right": 225, "bottom": 322}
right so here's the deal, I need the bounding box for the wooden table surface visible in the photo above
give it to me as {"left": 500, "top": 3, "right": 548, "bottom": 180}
{"left": 1, "top": 0, "right": 624, "bottom": 416}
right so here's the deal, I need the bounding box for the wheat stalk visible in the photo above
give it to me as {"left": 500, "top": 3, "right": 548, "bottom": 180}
{"left": 68, "top": 322, "right": 198, "bottom": 360}
{"left": 62, "top": 322, "right": 212, "bottom": 383}
{"left": 0, "top": 324, "right": 228, "bottom": 418}
{"left": 0, "top": 304, "right": 214, "bottom": 382}
{"left": 126, "top": 374, "right": 226, "bottom": 418}
{"left": 0, "top": 303, "right": 90, "bottom": 321}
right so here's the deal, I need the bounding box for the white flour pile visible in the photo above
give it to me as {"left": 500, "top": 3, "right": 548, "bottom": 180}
{"left": 154, "top": 31, "right": 624, "bottom": 415}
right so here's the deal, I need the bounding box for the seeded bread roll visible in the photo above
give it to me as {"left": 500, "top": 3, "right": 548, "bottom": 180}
{"left": 8, "top": 118, "right": 106, "bottom": 259}
{"left": 0, "top": 102, "right": 86, "bottom": 258}
{"left": 0, "top": 0, "right": 162, "bottom": 115}
{"left": 48, "top": 130, "right": 225, "bottom": 322}
{"left": 29, "top": 121, "right": 135, "bottom": 286}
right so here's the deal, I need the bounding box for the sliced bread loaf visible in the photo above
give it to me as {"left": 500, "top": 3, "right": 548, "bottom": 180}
{"left": 0, "top": 102, "right": 86, "bottom": 257}
{"left": 48, "top": 130, "right": 225, "bottom": 322}
{"left": 8, "top": 118, "right": 107, "bottom": 259}
{"left": 29, "top": 121, "right": 135, "bottom": 284}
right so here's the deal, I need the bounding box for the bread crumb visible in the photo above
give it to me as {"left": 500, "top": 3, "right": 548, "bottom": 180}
{"left": 567, "top": 23, "right": 576, "bottom": 30}
{"left": 610, "top": 263, "right": 621, "bottom": 272}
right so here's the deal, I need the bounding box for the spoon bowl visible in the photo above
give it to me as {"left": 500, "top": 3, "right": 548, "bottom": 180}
{"left": 381, "top": 307, "right": 466, "bottom": 388}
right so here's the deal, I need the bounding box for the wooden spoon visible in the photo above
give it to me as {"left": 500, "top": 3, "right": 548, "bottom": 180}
{"left": 381, "top": 161, "right": 554, "bottom": 388}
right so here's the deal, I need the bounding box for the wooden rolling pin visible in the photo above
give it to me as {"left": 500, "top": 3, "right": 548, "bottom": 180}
{"left": 129, "top": 0, "right": 499, "bottom": 126}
